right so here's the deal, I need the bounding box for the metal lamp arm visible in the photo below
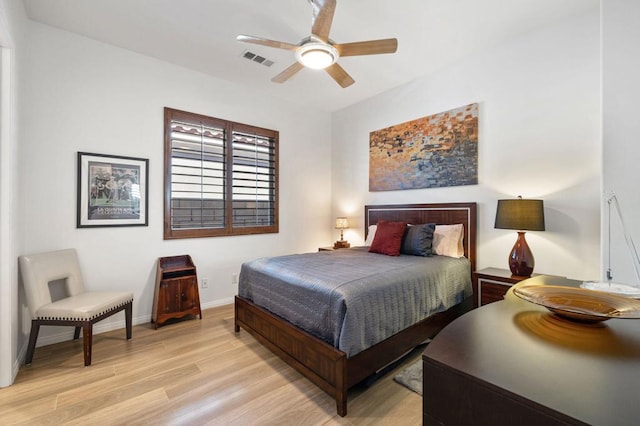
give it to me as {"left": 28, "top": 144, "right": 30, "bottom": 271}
{"left": 608, "top": 194, "right": 640, "bottom": 284}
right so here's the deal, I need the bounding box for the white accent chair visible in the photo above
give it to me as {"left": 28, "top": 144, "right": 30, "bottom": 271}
{"left": 19, "top": 248, "right": 133, "bottom": 366}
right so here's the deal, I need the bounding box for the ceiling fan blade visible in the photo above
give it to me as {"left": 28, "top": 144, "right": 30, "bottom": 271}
{"left": 325, "top": 63, "right": 355, "bottom": 88}
{"left": 335, "top": 38, "right": 398, "bottom": 57}
{"left": 310, "top": 0, "right": 336, "bottom": 41}
{"left": 236, "top": 34, "right": 298, "bottom": 51}
{"left": 271, "top": 62, "right": 305, "bottom": 84}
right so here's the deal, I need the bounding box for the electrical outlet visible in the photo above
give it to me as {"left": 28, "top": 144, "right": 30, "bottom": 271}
{"left": 201, "top": 278, "right": 209, "bottom": 288}
{"left": 231, "top": 273, "right": 239, "bottom": 285}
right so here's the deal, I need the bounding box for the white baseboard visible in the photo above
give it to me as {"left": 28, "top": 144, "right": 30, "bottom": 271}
{"left": 201, "top": 297, "right": 234, "bottom": 310}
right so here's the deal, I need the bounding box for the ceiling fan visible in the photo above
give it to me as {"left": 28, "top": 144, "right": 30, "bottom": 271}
{"left": 236, "top": 0, "right": 398, "bottom": 88}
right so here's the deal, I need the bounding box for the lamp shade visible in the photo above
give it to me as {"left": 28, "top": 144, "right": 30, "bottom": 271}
{"left": 335, "top": 217, "right": 349, "bottom": 229}
{"left": 495, "top": 198, "right": 545, "bottom": 231}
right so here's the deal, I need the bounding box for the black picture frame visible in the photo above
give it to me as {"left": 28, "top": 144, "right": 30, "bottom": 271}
{"left": 77, "top": 152, "right": 149, "bottom": 228}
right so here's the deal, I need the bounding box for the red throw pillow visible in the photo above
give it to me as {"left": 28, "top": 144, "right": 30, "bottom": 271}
{"left": 369, "top": 220, "right": 407, "bottom": 256}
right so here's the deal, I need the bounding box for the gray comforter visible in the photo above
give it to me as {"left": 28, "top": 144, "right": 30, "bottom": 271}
{"left": 238, "top": 247, "right": 472, "bottom": 357}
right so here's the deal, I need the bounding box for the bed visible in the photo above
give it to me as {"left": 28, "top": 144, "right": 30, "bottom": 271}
{"left": 234, "top": 202, "right": 477, "bottom": 416}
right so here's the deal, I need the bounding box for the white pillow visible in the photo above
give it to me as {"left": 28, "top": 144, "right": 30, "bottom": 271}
{"left": 364, "top": 224, "right": 377, "bottom": 246}
{"left": 433, "top": 224, "right": 465, "bottom": 258}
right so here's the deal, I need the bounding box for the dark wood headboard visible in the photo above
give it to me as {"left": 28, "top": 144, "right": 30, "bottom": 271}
{"left": 364, "top": 202, "right": 477, "bottom": 273}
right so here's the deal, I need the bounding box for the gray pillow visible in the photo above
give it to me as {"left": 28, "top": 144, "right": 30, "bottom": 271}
{"left": 401, "top": 223, "right": 436, "bottom": 256}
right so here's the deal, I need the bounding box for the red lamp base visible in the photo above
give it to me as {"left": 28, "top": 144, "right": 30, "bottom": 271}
{"left": 508, "top": 231, "right": 535, "bottom": 277}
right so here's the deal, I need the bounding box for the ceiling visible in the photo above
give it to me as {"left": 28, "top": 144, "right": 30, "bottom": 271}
{"left": 22, "top": 0, "right": 599, "bottom": 112}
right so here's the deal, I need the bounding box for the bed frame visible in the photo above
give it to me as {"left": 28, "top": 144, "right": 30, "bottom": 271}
{"left": 234, "top": 202, "right": 477, "bottom": 416}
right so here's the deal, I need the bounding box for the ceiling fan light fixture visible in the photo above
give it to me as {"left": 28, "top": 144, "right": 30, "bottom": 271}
{"left": 236, "top": 0, "right": 397, "bottom": 87}
{"left": 295, "top": 42, "right": 338, "bottom": 69}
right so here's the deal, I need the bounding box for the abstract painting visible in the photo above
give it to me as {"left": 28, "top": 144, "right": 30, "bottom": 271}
{"left": 369, "top": 103, "right": 478, "bottom": 191}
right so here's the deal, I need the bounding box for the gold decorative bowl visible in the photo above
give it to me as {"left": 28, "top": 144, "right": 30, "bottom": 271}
{"left": 513, "top": 285, "right": 640, "bottom": 323}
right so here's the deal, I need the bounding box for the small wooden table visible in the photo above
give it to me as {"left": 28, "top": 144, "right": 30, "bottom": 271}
{"left": 152, "top": 255, "right": 202, "bottom": 328}
{"left": 423, "top": 275, "right": 640, "bottom": 425}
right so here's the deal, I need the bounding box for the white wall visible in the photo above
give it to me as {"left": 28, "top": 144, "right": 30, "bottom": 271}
{"left": 602, "top": 0, "right": 640, "bottom": 286}
{"left": 18, "top": 21, "right": 333, "bottom": 346}
{"left": 0, "top": 0, "right": 26, "bottom": 388}
{"left": 332, "top": 8, "right": 601, "bottom": 281}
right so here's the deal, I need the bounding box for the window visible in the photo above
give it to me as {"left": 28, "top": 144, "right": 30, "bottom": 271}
{"left": 164, "top": 107, "right": 278, "bottom": 239}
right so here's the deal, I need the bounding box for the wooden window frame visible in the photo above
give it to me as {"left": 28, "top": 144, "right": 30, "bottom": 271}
{"left": 164, "top": 107, "right": 279, "bottom": 239}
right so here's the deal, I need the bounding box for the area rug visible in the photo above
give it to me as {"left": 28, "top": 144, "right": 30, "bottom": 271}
{"left": 393, "top": 359, "right": 423, "bottom": 395}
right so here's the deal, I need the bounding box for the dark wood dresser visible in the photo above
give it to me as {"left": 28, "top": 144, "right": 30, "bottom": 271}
{"left": 423, "top": 275, "right": 640, "bottom": 425}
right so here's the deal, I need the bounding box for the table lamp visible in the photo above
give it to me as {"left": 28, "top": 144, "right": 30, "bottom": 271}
{"left": 334, "top": 217, "right": 350, "bottom": 249}
{"left": 495, "top": 196, "right": 545, "bottom": 277}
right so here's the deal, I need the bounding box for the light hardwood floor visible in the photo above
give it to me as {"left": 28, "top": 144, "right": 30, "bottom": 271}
{"left": 0, "top": 304, "right": 423, "bottom": 425}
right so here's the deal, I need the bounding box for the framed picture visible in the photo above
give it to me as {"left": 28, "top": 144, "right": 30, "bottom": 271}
{"left": 77, "top": 152, "right": 149, "bottom": 228}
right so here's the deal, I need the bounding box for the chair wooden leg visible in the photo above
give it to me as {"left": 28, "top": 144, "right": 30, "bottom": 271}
{"left": 73, "top": 327, "right": 81, "bottom": 340}
{"left": 125, "top": 302, "right": 132, "bottom": 340}
{"left": 82, "top": 323, "right": 93, "bottom": 366}
{"left": 25, "top": 320, "right": 41, "bottom": 365}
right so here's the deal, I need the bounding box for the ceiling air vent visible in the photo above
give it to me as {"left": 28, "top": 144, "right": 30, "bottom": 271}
{"left": 242, "top": 51, "right": 274, "bottom": 67}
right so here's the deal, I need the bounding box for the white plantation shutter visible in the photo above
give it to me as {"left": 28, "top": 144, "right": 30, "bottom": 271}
{"left": 164, "top": 108, "right": 278, "bottom": 239}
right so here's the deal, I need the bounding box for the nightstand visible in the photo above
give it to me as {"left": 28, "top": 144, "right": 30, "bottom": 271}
{"left": 318, "top": 246, "right": 335, "bottom": 251}
{"left": 152, "top": 255, "right": 202, "bottom": 328}
{"left": 473, "top": 267, "right": 540, "bottom": 308}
